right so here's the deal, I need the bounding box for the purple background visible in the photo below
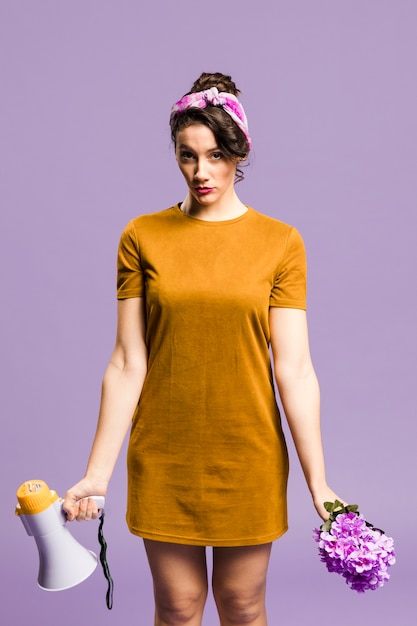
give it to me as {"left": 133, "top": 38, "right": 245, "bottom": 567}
{"left": 1, "top": 1, "right": 416, "bottom": 623}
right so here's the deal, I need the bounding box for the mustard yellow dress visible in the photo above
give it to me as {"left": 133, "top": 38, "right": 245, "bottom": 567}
{"left": 117, "top": 205, "right": 306, "bottom": 546}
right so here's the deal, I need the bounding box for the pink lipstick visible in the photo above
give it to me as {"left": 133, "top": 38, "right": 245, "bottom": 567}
{"left": 195, "top": 187, "right": 214, "bottom": 195}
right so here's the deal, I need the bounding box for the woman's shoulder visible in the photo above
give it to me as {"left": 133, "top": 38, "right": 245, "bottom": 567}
{"left": 125, "top": 205, "right": 179, "bottom": 229}
{"left": 248, "top": 207, "right": 303, "bottom": 239}
{"left": 120, "top": 206, "right": 182, "bottom": 240}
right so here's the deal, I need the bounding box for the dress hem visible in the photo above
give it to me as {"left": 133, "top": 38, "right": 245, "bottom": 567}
{"left": 126, "top": 523, "right": 289, "bottom": 547}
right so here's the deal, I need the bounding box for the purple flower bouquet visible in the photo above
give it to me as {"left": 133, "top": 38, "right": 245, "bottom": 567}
{"left": 313, "top": 500, "right": 395, "bottom": 593}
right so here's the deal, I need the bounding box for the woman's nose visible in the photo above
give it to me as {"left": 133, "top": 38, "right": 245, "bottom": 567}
{"left": 194, "top": 159, "right": 209, "bottom": 181}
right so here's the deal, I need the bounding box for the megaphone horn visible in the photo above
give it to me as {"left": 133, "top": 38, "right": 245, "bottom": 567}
{"left": 15, "top": 480, "right": 105, "bottom": 592}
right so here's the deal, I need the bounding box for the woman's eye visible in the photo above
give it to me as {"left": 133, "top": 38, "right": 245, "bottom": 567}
{"left": 180, "top": 151, "right": 194, "bottom": 160}
{"left": 211, "top": 152, "right": 223, "bottom": 160}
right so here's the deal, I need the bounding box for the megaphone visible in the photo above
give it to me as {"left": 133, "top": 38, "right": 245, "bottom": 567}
{"left": 15, "top": 480, "right": 105, "bottom": 592}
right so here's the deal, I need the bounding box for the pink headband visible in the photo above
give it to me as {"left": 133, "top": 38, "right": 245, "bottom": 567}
{"left": 170, "top": 87, "right": 252, "bottom": 149}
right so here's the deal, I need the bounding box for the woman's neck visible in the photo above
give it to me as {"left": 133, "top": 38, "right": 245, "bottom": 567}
{"left": 181, "top": 191, "right": 247, "bottom": 222}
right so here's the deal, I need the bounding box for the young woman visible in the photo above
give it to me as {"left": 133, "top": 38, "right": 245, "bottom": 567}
{"left": 64, "top": 72, "right": 344, "bottom": 626}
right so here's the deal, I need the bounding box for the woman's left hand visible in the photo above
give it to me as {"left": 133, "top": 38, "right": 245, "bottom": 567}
{"left": 312, "top": 485, "right": 348, "bottom": 521}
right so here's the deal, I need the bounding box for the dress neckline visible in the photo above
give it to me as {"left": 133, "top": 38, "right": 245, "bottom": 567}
{"left": 175, "top": 203, "right": 251, "bottom": 226}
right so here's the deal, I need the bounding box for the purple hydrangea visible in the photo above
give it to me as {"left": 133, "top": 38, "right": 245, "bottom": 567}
{"left": 313, "top": 504, "right": 395, "bottom": 593}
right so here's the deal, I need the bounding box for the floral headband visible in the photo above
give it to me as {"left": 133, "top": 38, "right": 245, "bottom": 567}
{"left": 170, "top": 87, "right": 252, "bottom": 149}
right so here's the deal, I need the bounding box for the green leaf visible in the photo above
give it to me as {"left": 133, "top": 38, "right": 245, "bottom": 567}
{"left": 346, "top": 504, "right": 359, "bottom": 513}
{"left": 324, "top": 500, "right": 343, "bottom": 513}
{"left": 321, "top": 501, "right": 361, "bottom": 529}
{"left": 321, "top": 519, "right": 332, "bottom": 532}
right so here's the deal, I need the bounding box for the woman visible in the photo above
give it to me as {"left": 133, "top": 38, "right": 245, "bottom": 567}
{"left": 64, "top": 72, "right": 344, "bottom": 626}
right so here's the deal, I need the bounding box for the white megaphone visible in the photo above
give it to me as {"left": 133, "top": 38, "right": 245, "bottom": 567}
{"left": 16, "top": 480, "right": 105, "bottom": 592}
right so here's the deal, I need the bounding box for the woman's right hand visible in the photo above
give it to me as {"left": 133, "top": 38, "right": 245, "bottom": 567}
{"left": 63, "top": 478, "right": 107, "bottom": 522}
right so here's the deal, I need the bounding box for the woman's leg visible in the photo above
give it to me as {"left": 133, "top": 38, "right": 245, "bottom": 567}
{"left": 144, "top": 540, "right": 208, "bottom": 626}
{"left": 212, "top": 543, "right": 272, "bottom": 626}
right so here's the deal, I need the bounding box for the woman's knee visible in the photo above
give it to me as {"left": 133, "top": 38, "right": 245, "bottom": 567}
{"left": 213, "top": 583, "right": 266, "bottom": 624}
{"left": 154, "top": 585, "right": 208, "bottom": 624}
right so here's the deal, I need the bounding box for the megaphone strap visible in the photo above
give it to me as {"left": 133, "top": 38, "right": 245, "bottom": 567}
{"left": 98, "top": 511, "right": 114, "bottom": 610}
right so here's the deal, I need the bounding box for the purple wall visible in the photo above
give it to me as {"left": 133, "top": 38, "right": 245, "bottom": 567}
{"left": 1, "top": 1, "right": 416, "bottom": 623}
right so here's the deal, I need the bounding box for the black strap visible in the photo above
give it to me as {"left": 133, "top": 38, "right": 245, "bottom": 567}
{"left": 98, "top": 510, "right": 114, "bottom": 610}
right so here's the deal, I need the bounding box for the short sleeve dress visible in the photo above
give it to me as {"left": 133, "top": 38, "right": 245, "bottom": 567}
{"left": 117, "top": 205, "right": 307, "bottom": 547}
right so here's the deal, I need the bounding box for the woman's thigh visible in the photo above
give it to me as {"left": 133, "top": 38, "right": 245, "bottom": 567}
{"left": 144, "top": 540, "right": 208, "bottom": 610}
{"left": 212, "top": 543, "right": 272, "bottom": 589}
{"left": 212, "top": 543, "right": 272, "bottom": 621}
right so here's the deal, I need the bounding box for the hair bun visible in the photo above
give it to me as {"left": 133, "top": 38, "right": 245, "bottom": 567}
{"left": 190, "top": 72, "right": 240, "bottom": 97}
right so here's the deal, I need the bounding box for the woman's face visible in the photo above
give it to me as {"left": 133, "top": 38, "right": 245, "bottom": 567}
{"left": 175, "top": 124, "right": 237, "bottom": 211}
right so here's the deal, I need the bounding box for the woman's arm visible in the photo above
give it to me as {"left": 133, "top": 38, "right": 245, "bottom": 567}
{"left": 63, "top": 297, "right": 147, "bottom": 521}
{"left": 269, "top": 307, "right": 344, "bottom": 520}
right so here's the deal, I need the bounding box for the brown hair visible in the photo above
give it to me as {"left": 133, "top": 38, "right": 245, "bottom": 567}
{"left": 170, "top": 72, "right": 250, "bottom": 182}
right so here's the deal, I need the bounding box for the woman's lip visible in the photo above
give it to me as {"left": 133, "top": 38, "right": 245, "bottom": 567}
{"left": 195, "top": 187, "right": 214, "bottom": 195}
